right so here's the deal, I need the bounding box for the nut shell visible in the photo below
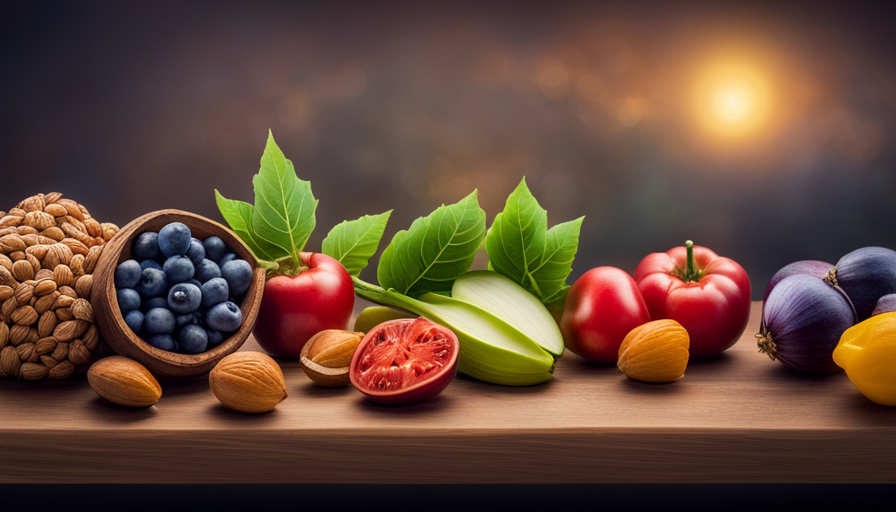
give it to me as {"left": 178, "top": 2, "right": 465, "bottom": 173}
{"left": 300, "top": 329, "right": 363, "bottom": 387}
{"left": 209, "top": 351, "right": 287, "bottom": 413}
{"left": 617, "top": 319, "right": 690, "bottom": 383}
{"left": 87, "top": 355, "right": 162, "bottom": 407}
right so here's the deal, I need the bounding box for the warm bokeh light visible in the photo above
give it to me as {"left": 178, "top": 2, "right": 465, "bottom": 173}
{"left": 696, "top": 64, "right": 768, "bottom": 137}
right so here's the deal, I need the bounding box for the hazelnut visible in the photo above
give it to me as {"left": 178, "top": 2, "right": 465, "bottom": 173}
{"left": 300, "top": 329, "right": 363, "bottom": 387}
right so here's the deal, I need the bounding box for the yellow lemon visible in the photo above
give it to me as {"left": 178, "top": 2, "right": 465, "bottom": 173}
{"left": 834, "top": 312, "right": 896, "bottom": 406}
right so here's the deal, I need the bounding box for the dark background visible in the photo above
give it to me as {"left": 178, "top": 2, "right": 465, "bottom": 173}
{"left": 3, "top": 1, "right": 896, "bottom": 298}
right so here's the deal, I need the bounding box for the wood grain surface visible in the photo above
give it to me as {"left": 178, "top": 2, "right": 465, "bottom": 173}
{"left": 2, "top": 301, "right": 895, "bottom": 484}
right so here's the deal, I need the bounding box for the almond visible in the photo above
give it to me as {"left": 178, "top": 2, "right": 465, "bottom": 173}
{"left": 70, "top": 254, "right": 86, "bottom": 277}
{"left": 1, "top": 234, "right": 26, "bottom": 252}
{"left": 20, "top": 362, "right": 49, "bottom": 380}
{"left": 53, "top": 264, "right": 74, "bottom": 288}
{"left": 44, "top": 204, "right": 68, "bottom": 217}
{"left": 24, "top": 211, "right": 55, "bottom": 231}
{"left": 11, "top": 305, "right": 38, "bottom": 326}
{"left": 41, "top": 226, "right": 65, "bottom": 241}
{"left": 0, "top": 216, "right": 22, "bottom": 228}
{"left": 300, "top": 330, "right": 363, "bottom": 387}
{"left": 14, "top": 282, "right": 34, "bottom": 305}
{"left": 68, "top": 339, "right": 90, "bottom": 365}
{"left": 0, "top": 346, "right": 20, "bottom": 377}
{"left": 617, "top": 319, "right": 690, "bottom": 383}
{"left": 34, "top": 279, "right": 57, "bottom": 297}
{"left": 74, "top": 274, "right": 92, "bottom": 298}
{"left": 71, "top": 298, "right": 93, "bottom": 322}
{"left": 61, "top": 237, "right": 89, "bottom": 256}
{"left": 87, "top": 356, "right": 161, "bottom": 407}
{"left": 101, "top": 222, "right": 119, "bottom": 241}
{"left": 48, "top": 360, "right": 74, "bottom": 380}
{"left": 34, "top": 291, "right": 59, "bottom": 314}
{"left": 11, "top": 260, "right": 33, "bottom": 282}
{"left": 82, "top": 324, "right": 99, "bottom": 350}
{"left": 18, "top": 195, "right": 45, "bottom": 213}
{"left": 43, "top": 192, "right": 63, "bottom": 204}
{"left": 209, "top": 351, "right": 287, "bottom": 413}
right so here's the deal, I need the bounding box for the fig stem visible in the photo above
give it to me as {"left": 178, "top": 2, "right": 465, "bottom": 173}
{"left": 756, "top": 332, "right": 778, "bottom": 361}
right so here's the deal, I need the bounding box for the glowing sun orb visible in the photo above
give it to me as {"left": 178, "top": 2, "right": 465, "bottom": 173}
{"left": 696, "top": 65, "right": 768, "bottom": 137}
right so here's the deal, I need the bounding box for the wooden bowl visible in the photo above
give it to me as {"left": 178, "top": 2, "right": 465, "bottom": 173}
{"left": 91, "top": 209, "right": 266, "bottom": 377}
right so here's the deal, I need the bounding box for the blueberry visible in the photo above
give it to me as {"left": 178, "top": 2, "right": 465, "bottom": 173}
{"left": 147, "top": 334, "right": 177, "bottom": 352}
{"left": 203, "top": 236, "right": 227, "bottom": 263}
{"left": 200, "top": 277, "right": 229, "bottom": 309}
{"left": 144, "top": 307, "right": 176, "bottom": 334}
{"left": 124, "top": 309, "right": 145, "bottom": 333}
{"left": 142, "top": 296, "right": 169, "bottom": 312}
{"left": 133, "top": 232, "right": 162, "bottom": 261}
{"left": 194, "top": 259, "right": 221, "bottom": 283}
{"left": 135, "top": 268, "right": 168, "bottom": 298}
{"left": 167, "top": 282, "right": 202, "bottom": 314}
{"left": 206, "top": 328, "right": 225, "bottom": 346}
{"left": 187, "top": 278, "right": 202, "bottom": 288}
{"left": 117, "top": 289, "right": 141, "bottom": 314}
{"left": 159, "top": 222, "right": 192, "bottom": 258}
{"left": 219, "top": 252, "right": 237, "bottom": 267}
{"left": 175, "top": 311, "right": 202, "bottom": 329}
{"left": 186, "top": 238, "right": 206, "bottom": 265}
{"left": 221, "top": 259, "right": 253, "bottom": 296}
{"left": 114, "top": 260, "right": 142, "bottom": 289}
{"left": 140, "top": 259, "right": 163, "bottom": 271}
{"left": 163, "top": 255, "right": 195, "bottom": 284}
{"left": 178, "top": 324, "right": 209, "bottom": 354}
{"left": 205, "top": 301, "right": 242, "bottom": 332}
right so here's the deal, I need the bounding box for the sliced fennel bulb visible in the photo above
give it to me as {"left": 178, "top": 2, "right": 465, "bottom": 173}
{"left": 452, "top": 270, "right": 565, "bottom": 357}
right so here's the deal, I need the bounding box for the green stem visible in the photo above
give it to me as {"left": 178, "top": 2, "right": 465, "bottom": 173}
{"left": 672, "top": 240, "right": 704, "bottom": 283}
{"left": 685, "top": 240, "right": 697, "bottom": 281}
{"left": 352, "top": 277, "right": 424, "bottom": 316}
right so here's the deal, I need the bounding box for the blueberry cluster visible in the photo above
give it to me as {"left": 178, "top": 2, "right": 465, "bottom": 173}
{"left": 114, "top": 222, "right": 254, "bottom": 354}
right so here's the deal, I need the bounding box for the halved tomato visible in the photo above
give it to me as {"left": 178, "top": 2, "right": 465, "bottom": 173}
{"left": 349, "top": 317, "right": 458, "bottom": 405}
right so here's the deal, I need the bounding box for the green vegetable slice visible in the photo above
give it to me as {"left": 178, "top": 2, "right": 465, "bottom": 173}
{"left": 322, "top": 210, "right": 392, "bottom": 278}
{"left": 377, "top": 190, "right": 486, "bottom": 296}
{"left": 487, "top": 177, "right": 584, "bottom": 304}
{"left": 452, "top": 270, "right": 565, "bottom": 357}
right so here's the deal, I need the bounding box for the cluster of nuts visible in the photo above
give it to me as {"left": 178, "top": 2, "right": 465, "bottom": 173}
{"left": 0, "top": 193, "right": 119, "bottom": 380}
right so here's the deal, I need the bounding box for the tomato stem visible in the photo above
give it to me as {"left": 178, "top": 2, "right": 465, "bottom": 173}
{"left": 685, "top": 240, "right": 697, "bottom": 281}
{"left": 672, "top": 240, "right": 704, "bottom": 283}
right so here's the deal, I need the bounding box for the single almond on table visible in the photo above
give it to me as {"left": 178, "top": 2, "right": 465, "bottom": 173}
{"left": 87, "top": 355, "right": 162, "bottom": 407}
{"left": 209, "top": 351, "right": 287, "bottom": 413}
{"left": 618, "top": 319, "right": 690, "bottom": 383}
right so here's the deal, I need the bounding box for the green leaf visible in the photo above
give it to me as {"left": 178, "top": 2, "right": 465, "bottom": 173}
{"left": 377, "top": 190, "right": 486, "bottom": 296}
{"left": 322, "top": 210, "right": 393, "bottom": 277}
{"left": 214, "top": 190, "right": 281, "bottom": 262}
{"left": 486, "top": 177, "right": 584, "bottom": 303}
{"left": 250, "top": 131, "right": 318, "bottom": 264}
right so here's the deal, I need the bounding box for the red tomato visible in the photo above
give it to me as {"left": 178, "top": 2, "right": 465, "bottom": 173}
{"left": 560, "top": 266, "right": 651, "bottom": 363}
{"left": 252, "top": 252, "right": 354, "bottom": 358}
{"left": 633, "top": 241, "right": 751, "bottom": 360}
{"left": 350, "top": 317, "right": 458, "bottom": 405}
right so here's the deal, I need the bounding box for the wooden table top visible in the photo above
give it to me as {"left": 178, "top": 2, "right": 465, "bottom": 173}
{"left": 2, "top": 301, "right": 895, "bottom": 484}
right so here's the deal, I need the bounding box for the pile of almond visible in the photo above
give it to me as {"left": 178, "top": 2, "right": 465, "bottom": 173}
{"left": 0, "top": 193, "right": 119, "bottom": 380}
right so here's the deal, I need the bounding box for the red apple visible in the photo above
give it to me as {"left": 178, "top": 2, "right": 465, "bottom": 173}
{"left": 252, "top": 252, "right": 354, "bottom": 358}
